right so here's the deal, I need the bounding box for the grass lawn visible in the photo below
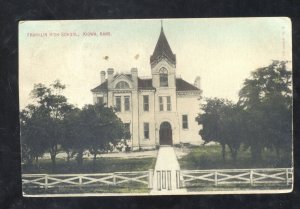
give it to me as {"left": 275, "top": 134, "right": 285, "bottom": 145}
{"left": 179, "top": 144, "right": 292, "bottom": 170}
{"left": 22, "top": 156, "right": 157, "bottom": 174}
{"left": 23, "top": 182, "right": 150, "bottom": 195}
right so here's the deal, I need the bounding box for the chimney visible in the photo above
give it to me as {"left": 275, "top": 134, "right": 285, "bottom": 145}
{"left": 107, "top": 68, "right": 114, "bottom": 87}
{"left": 194, "top": 76, "right": 201, "bottom": 89}
{"left": 131, "top": 68, "right": 138, "bottom": 88}
{"left": 100, "top": 71, "right": 106, "bottom": 84}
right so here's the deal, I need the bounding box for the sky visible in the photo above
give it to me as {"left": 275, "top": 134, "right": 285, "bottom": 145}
{"left": 19, "top": 18, "right": 292, "bottom": 109}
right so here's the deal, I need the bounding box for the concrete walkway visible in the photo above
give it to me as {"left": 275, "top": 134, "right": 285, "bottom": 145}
{"left": 150, "top": 146, "right": 187, "bottom": 195}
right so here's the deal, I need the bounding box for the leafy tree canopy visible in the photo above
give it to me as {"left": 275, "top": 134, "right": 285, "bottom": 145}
{"left": 197, "top": 60, "right": 292, "bottom": 163}
{"left": 21, "top": 80, "right": 73, "bottom": 170}
{"left": 197, "top": 98, "right": 243, "bottom": 161}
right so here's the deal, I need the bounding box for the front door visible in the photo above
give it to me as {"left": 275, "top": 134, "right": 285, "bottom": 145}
{"left": 159, "top": 122, "right": 172, "bottom": 145}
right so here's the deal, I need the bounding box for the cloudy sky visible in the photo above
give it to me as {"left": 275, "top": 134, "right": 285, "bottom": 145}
{"left": 19, "top": 18, "right": 292, "bottom": 109}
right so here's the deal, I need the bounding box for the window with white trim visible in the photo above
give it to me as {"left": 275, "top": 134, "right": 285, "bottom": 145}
{"left": 159, "top": 96, "right": 171, "bottom": 112}
{"left": 159, "top": 96, "right": 164, "bottom": 111}
{"left": 96, "top": 96, "right": 103, "bottom": 104}
{"left": 144, "top": 123, "right": 149, "bottom": 139}
{"left": 115, "top": 96, "right": 121, "bottom": 112}
{"left": 159, "top": 67, "right": 168, "bottom": 87}
{"left": 115, "top": 81, "right": 130, "bottom": 89}
{"left": 166, "top": 96, "right": 171, "bottom": 111}
{"left": 182, "top": 115, "right": 188, "bottom": 129}
{"left": 143, "top": 95, "right": 149, "bottom": 111}
{"left": 124, "top": 96, "right": 130, "bottom": 111}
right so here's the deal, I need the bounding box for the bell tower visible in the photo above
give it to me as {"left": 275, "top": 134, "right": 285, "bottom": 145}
{"left": 150, "top": 22, "right": 176, "bottom": 89}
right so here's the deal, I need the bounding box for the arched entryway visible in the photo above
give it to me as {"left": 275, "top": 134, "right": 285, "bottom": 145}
{"left": 159, "top": 122, "right": 173, "bottom": 145}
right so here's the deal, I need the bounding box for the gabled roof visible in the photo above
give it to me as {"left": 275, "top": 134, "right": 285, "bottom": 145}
{"left": 138, "top": 78, "right": 155, "bottom": 90}
{"left": 91, "top": 77, "right": 200, "bottom": 92}
{"left": 91, "top": 80, "right": 108, "bottom": 92}
{"left": 176, "top": 78, "right": 200, "bottom": 91}
{"left": 150, "top": 27, "right": 176, "bottom": 66}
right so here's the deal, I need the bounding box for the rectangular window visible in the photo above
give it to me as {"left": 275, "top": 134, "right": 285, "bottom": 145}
{"left": 96, "top": 96, "right": 103, "bottom": 104}
{"left": 143, "top": 95, "right": 149, "bottom": 111}
{"left": 182, "top": 115, "right": 188, "bottom": 129}
{"left": 124, "top": 96, "right": 130, "bottom": 111}
{"left": 144, "top": 123, "right": 149, "bottom": 139}
{"left": 115, "top": 96, "right": 121, "bottom": 112}
{"left": 159, "top": 96, "right": 164, "bottom": 111}
{"left": 160, "top": 74, "right": 168, "bottom": 87}
{"left": 166, "top": 96, "right": 171, "bottom": 111}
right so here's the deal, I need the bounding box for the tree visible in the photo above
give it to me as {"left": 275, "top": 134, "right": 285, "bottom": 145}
{"left": 21, "top": 80, "right": 73, "bottom": 171}
{"left": 82, "top": 104, "right": 130, "bottom": 169}
{"left": 63, "top": 108, "right": 87, "bottom": 167}
{"left": 197, "top": 98, "right": 225, "bottom": 160}
{"left": 63, "top": 104, "right": 130, "bottom": 169}
{"left": 20, "top": 105, "right": 48, "bottom": 165}
{"left": 197, "top": 98, "right": 243, "bottom": 162}
{"left": 238, "top": 60, "right": 292, "bottom": 161}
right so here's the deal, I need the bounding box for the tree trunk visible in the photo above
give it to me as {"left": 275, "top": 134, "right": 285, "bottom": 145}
{"left": 66, "top": 150, "right": 71, "bottom": 164}
{"left": 229, "top": 146, "right": 238, "bottom": 163}
{"left": 27, "top": 157, "right": 33, "bottom": 166}
{"left": 93, "top": 153, "right": 97, "bottom": 171}
{"left": 76, "top": 150, "right": 83, "bottom": 167}
{"left": 49, "top": 144, "right": 58, "bottom": 172}
{"left": 221, "top": 143, "right": 226, "bottom": 162}
{"left": 251, "top": 145, "right": 262, "bottom": 162}
{"left": 35, "top": 156, "right": 39, "bottom": 164}
{"left": 50, "top": 154, "right": 56, "bottom": 172}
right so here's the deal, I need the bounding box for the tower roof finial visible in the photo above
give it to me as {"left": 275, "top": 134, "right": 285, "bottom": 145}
{"left": 150, "top": 19, "right": 176, "bottom": 67}
{"left": 161, "top": 19, "right": 163, "bottom": 30}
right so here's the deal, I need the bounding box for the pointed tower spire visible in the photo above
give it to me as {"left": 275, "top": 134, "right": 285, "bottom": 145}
{"left": 150, "top": 21, "right": 176, "bottom": 68}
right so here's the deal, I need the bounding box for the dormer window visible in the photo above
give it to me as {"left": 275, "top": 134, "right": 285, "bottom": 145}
{"left": 115, "top": 81, "right": 130, "bottom": 89}
{"left": 159, "top": 67, "right": 168, "bottom": 87}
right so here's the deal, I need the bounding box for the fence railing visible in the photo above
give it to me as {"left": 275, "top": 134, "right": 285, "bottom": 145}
{"left": 22, "top": 168, "right": 293, "bottom": 193}
{"left": 22, "top": 170, "right": 153, "bottom": 190}
{"left": 176, "top": 168, "right": 293, "bottom": 188}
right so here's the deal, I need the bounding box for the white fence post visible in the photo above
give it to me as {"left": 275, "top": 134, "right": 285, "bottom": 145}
{"left": 214, "top": 171, "right": 218, "bottom": 186}
{"left": 176, "top": 170, "right": 180, "bottom": 189}
{"left": 79, "top": 174, "right": 82, "bottom": 188}
{"left": 286, "top": 168, "right": 289, "bottom": 185}
{"left": 148, "top": 169, "right": 153, "bottom": 189}
{"left": 167, "top": 170, "right": 172, "bottom": 190}
{"left": 162, "top": 171, "right": 166, "bottom": 189}
{"left": 113, "top": 173, "right": 116, "bottom": 185}
{"left": 157, "top": 171, "right": 161, "bottom": 190}
{"left": 45, "top": 174, "right": 48, "bottom": 190}
{"left": 250, "top": 170, "right": 253, "bottom": 186}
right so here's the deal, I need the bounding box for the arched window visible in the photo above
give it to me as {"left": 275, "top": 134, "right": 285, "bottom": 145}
{"left": 115, "top": 81, "right": 130, "bottom": 89}
{"left": 159, "top": 67, "right": 168, "bottom": 87}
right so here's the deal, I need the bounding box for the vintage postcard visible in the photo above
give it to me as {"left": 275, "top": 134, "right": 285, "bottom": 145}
{"left": 19, "top": 18, "right": 293, "bottom": 196}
